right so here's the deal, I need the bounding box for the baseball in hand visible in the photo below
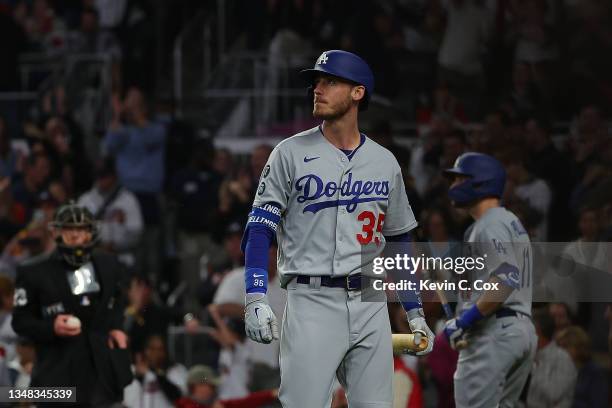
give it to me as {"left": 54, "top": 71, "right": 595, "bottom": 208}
{"left": 65, "top": 316, "right": 81, "bottom": 329}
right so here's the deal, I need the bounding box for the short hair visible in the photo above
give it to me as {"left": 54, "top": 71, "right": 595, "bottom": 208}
{"left": 532, "top": 307, "right": 555, "bottom": 340}
{"left": 555, "top": 326, "right": 591, "bottom": 363}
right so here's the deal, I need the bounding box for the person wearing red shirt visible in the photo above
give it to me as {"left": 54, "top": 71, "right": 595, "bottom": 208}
{"left": 175, "top": 365, "right": 278, "bottom": 408}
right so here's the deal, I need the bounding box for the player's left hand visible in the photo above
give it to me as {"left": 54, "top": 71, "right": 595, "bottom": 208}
{"left": 443, "top": 318, "right": 465, "bottom": 350}
{"left": 406, "top": 308, "right": 434, "bottom": 355}
{"left": 244, "top": 293, "right": 279, "bottom": 344}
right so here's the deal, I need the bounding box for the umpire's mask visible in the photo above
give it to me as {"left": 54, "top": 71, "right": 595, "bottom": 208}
{"left": 50, "top": 202, "right": 99, "bottom": 267}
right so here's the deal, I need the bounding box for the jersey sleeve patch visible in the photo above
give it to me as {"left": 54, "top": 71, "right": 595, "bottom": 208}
{"left": 247, "top": 204, "right": 282, "bottom": 232}
{"left": 492, "top": 262, "right": 521, "bottom": 290}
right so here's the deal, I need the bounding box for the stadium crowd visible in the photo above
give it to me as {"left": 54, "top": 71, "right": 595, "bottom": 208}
{"left": 0, "top": 0, "right": 611, "bottom": 407}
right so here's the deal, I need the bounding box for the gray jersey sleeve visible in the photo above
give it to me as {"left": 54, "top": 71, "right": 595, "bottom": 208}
{"left": 477, "top": 223, "right": 521, "bottom": 289}
{"left": 253, "top": 146, "right": 292, "bottom": 212}
{"left": 382, "top": 162, "right": 417, "bottom": 236}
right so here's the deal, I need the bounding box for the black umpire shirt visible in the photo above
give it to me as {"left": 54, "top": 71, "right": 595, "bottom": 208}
{"left": 11, "top": 250, "right": 131, "bottom": 405}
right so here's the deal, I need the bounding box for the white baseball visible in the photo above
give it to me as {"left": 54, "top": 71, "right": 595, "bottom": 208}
{"left": 66, "top": 316, "right": 81, "bottom": 329}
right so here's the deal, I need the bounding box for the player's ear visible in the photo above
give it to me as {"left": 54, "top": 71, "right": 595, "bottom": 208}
{"left": 351, "top": 85, "right": 365, "bottom": 103}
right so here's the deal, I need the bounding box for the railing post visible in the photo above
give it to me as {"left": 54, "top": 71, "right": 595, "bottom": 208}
{"left": 173, "top": 35, "right": 183, "bottom": 117}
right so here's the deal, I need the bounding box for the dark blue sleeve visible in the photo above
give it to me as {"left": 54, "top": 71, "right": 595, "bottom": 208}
{"left": 384, "top": 232, "right": 422, "bottom": 311}
{"left": 242, "top": 204, "right": 281, "bottom": 294}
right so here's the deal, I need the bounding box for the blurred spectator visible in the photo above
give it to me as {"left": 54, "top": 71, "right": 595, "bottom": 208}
{"left": 556, "top": 326, "right": 609, "bottom": 408}
{"left": 93, "top": 0, "right": 127, "bottom": 30}
{"left": 13, "top": 0, "right": 67, "bottom": 54}
{"left": 66, "top": 6, "right": 121, "bottom": 58}
{"left": 0, "top": 276, "right": 17, "bottom": 361}
{"left": 570, "top": 105, "right": 609, "bottom": 172}
{"left": 437, "top": 0, "right": 493, "bottom": 119}
{"left": 250, "top": 144, "right": 273, "bottom": 188}
{"left": 0, "top": 116, "right": 23, "bottom": 179}
{"left": 368, "top": 121, "right": 411, "bottom": 171}
{"left": 417, "top": 83, "right": 467, "bottom": 125}
{"left": 65, "top": 6, "right": 121, "bottom": 87}
{"left": 527, "top": 308, "right": 576, "bottom": 408}
{"left": 195, "top": 222, "right": 245, "bottom": 309}
{"left": 425, "top": 333, "right": 458, "bottom": 408}
{"left": 43, "top": 115, "right": 92, "bottom": 196}
{"left": 175, "top": 365, "right": 278, "bottom": 408}
{"left": 124, "top": 334, "right": 188, "bottom": 408}
{"left": 78, "top": 158, "right": 143, "bottom": 266}
{"left": 525, "top": 116, "right": 573, "bottom": 239}
{"left": 0, "top": 177, "right": 26, "bottom": 251}
{"left": 0, "top": 196, "right": 58, "bottom": 279}
{"left": 7, "top": 337, "right": 34, "bottom": 388}
{"left": 501, "top": 62, "right": 543, "bottom": 120}
{"left": 502, "top": 152, "right": 552, "bottom": 241}
{"left": 212, "top": 243, "right": 285, "bottom": 393}
{"left": 511, "top": 0, "right": 560, "bottom": 108}
{"left": 410, "top": 114, "right": 454, "bottom": 196}
{"left": 104, "top": 86, "right": 166, "bottom": 281}
{"left": 218, "top": 145, "right": 272, "bottom": 228}
{"left": 124, "top": 275, "right": 186, "bottom": 354}
{"left": 104, "top": 86, "right": 165, "bottom": 220}
{"left": 207, "top": 304, "right": 250, "bottom": 399}
{"left": 393, "top": 355, "right": 424, "bottom": 408}
{"left": 212, "top": 148, "right": 234, "bottom": 179}
{"left": 419, "top": 207, "right": 460, "bottom": 283}
{"left": 170, "top": 137, "right": 223, "bottom": 310}
{"left": 561, "top": 207, "right": 606, "bottom": 267}
{"left": 441, "top": 128, "right": 467, "bottom": 168}
{"left": 566, "top": 1, "right": 612, "bottom": 109}
{"left": 10, "top": 153, "right": 51, "bottom": 224}
{"left": 568, "top": 160, "right": 612, "bottom": 216}
{"left": 549, "top": 303, "right": 574, "bottom": 334}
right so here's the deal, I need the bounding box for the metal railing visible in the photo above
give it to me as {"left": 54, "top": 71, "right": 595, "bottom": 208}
{"left": 173, "top": 0, "right": 231, "bottom": 117}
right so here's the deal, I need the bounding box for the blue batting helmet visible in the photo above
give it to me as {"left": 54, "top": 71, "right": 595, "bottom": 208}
{"left": 300, "top": 50, "right": 374, "bottom": 110}
{"left": 444, "top": 152, "right": 506, "bottom": 205}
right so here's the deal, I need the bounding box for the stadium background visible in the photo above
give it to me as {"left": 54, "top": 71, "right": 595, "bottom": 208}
{"left": 0, "top": 0, "right": 610, "bottom": 407}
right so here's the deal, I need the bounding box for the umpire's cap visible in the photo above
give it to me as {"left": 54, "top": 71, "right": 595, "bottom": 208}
{"left": 300, "top": 50, "right": 374, "bottom": 110}
{"left": 444, "top": 152, "right": 506, "bottom": 205}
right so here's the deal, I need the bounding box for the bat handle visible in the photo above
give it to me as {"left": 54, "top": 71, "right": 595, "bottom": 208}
{"left": 442, "top": 303, "right": 453, "bottom": 320}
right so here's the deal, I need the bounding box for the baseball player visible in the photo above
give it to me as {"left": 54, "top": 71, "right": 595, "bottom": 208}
{"left": 241, "top": 50, "right": 434, "bottom": 408}
{"left": 443, "top": 153, "right": 537, "bottom": 408}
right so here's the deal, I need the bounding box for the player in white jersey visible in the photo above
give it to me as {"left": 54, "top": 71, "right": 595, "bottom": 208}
{"left": 240, "top": 50, "right": 434, "bottom": 408}
{"left": 443, "top": 152, "right": 537, "bottom": 408}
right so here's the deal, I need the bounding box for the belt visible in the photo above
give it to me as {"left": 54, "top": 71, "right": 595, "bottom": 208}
{"left": 295, "top": 275, "right": 366, "bottom": 291}
{"left": 495, "top": 308, "right": 518, "bottom": 318}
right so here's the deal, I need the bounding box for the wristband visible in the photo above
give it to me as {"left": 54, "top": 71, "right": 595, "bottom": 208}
{"left": 457, "top": 304, "right": 485, "bottom": 329}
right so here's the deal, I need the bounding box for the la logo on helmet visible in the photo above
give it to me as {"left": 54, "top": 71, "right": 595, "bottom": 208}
{"left": 317, "top": 52, "right": 328, "bottom": 65}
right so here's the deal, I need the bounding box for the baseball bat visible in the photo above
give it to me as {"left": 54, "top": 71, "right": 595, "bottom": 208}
{"left": 392, "top": 332, "right": 428, "bottom": 354}
{"left": 435, "top": 287, "right": 468, "bottom": 350}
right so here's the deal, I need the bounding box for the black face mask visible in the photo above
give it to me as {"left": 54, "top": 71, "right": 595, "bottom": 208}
{"left": 56, "top": 238, "right": 98, "bottom": 267}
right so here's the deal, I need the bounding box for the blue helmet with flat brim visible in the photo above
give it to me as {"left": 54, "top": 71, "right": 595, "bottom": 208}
{"left": 444, "top": 152, "right": 506, "bottom": 205}
{"left": 299, "top": 50, "right": 374, "bottom": 110}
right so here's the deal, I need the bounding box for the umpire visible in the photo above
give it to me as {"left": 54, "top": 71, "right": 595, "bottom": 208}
{"left": 12, "top": 202, "right": 132, "bottom": 406}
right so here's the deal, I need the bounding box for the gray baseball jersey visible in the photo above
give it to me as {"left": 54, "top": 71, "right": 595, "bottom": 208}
{"left": 454, "top": 206, "right": 536, "bottom": 408}
{"left": 458, "top": 206, "right": 533, "bottom": 316}
{"left": 253, "top": 126, "right": 418, "bottom": 286}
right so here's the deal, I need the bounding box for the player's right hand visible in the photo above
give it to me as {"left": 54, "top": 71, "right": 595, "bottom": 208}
{"left": 244, "top": 293, "right": 279, "bottom": 344}
{"left": 443, "top": 318, "right": 465, "bottom": 350}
